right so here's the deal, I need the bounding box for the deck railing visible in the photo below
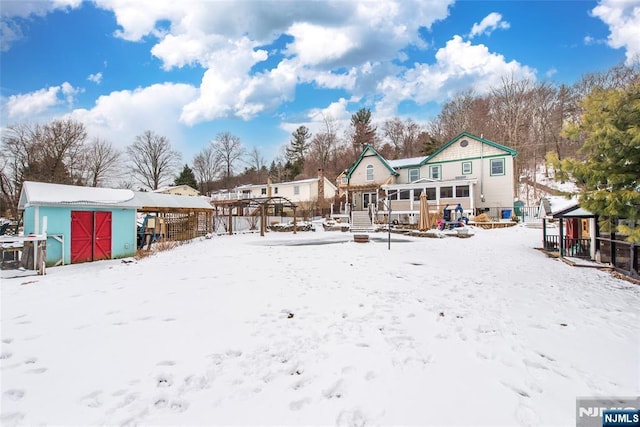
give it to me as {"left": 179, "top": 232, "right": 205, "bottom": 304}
{"left": 598, "top": 235, "right": 639, "bottom": 279}
{"left": 543, "top": 236, "right": 592, "bottom": 259}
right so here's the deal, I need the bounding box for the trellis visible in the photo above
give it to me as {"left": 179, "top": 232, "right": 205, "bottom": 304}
{"left": 211, "top": 196, "right": 298, "bottom": 236}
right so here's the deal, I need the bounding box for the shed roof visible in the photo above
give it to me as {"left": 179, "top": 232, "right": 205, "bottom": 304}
{"left": 552, "top": 205, "right": 596, "bottom": 219}
{"left": 19, "top": 181, "right": 138, "bottom": 209}
{"left": 133, "top": 192, "right": 213, "bottom": 212}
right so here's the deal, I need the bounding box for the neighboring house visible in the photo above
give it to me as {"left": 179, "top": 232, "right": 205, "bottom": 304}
{"left": 154, "top": 185, "right": 200, "bottom": 196}
{"left": 338, "top": 132, "right": 518, "bottom": 222}
{"left": 213, "top": 170, "right": 338, "bottom": 208}
{"left": 18, "top": 181, "right": 139, "bottom": 266}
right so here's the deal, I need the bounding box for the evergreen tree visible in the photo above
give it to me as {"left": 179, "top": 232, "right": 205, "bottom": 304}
{"left": 549, "top": 82, "right": 640, "bottom": 242}
{"left": 350, "top": 108, "right": 376, "bottom": 152}
{"left": 174, "top": 164, "right": 198, "bottom": 190}
{"left": 285, "top": 126, "right": 311, "bottom": 179}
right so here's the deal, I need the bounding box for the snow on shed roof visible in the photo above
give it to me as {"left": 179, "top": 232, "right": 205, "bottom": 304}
{"left": 545, "top": 195, "right": 579, "bottom": 216}
{"left": 132, "top": 192, "right": 213, "bottom": 211}
{"left": 19, "top": 181, "right": 138, "bottom": 209}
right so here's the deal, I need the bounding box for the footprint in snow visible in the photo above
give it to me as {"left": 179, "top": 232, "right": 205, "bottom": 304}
{"left": 289, "top": 397, "right": 312, "bottom": 411}
{"left": 156, "top": 374, "right": 173, "bottom": 388}
{"left": 79, "top": 390, "right": 103, "bottom": 408}
{"left": 3, "top": 389, "right": 25, "bottom": 401}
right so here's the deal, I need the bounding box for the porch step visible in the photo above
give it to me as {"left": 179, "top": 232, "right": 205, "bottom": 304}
{"left": 350, "top": 211, "right": 374, "bottom": 232}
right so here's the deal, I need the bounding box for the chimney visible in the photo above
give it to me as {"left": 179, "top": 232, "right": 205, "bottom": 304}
{"left": 317, "top": 169, "right": 324, "bottom": 207}
{"left": 267, "top": 177, "right": 272, "bottom": 197}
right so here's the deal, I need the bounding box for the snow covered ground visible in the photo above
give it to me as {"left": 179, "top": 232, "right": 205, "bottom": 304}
{"left": 1, "top": 225, "right": 638, "bottom": 426}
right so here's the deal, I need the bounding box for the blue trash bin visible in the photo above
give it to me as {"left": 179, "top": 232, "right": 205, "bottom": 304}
{"left": 501, "top": 209, "right": 512, "bottom": 219}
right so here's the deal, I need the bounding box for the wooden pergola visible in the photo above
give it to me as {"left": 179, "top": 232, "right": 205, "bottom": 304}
{"left": 133, "top": 192, "right": 214, "bottom": 242}
{"left": 210, "top": 196, "right": 298, "bottom": 236}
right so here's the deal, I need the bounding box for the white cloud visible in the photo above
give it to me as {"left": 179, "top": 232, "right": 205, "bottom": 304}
{"left": 469, "top": 12, "right": 510, "bottom": 39}
{"left": 591, "top": 0, "right": 640, "bottom": 64}
{"left": 374, "top": 35, "right": 536, "bottom": 117}
{"left": 0, "top": 19, "right": 22, "bottom": 52}
{"left": 88, "top": 72, "right": 103, "bottom": 84}
{"left": 5, "top": 82, "right": 79, "bottom": 119}
{"left": 91, "top": 0, "right": 454, "bottom": 123}
{"left": 285, "top": 23, "right": 357, "bottom": 66}
{"left": 68, "top": 83, "right": 198, "bottom": 152}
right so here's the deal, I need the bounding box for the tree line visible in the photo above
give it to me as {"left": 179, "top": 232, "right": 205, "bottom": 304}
{"left": 1, "top": 61, "right": 638, "bottom": 220}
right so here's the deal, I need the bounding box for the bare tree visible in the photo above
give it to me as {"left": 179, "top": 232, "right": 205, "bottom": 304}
{"left": 41, "top": 118, "right": 88, "bottom": 183}
{"left": 382, "top": 117, "right": 404, "bottom": 158}
{"left": 247, "top": 146, "right": 266, "bottom": 172}
{"left": 211, "top": 132, "right": 245, "bottom": 189}
{"left": 193, "top": 144, "right": 220, "bottom": 194}
{"left": 244, "top": 146, "right": 268, "bottom": 183}
{"left": 307, "top": 113, "right": 342, "bottom": 177}
{"left": 83, "top": 138, "right": 121, "bottom": 187}
{"left": 431, "top": 90, "right": 476, "bottom": 141}
{"left": 126, "top": 130, "right": 181, "bottom": 190}
{"left": 1, "top": 120, "right": 88, "bottom": 217}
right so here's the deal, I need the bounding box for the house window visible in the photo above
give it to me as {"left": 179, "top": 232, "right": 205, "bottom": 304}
{"left": 387, "top": 191, "right": 398, "bottom": 201}
{"left": 293, "top": 185, "right": 300, "bottom": 195}
{"left": 429, "top": 165, "right": 441, "bottom": 180}
{"left": 399, "top": 190, "right": 411, "bottom": 200}
{"left": 261, "top": 188, "right": 267, "bottom": 195}
{"left": 366, "top": 164, "right": 374, "bottom": 181}
{"left": 490, "top": 158, "right": 505, "bottom": 176}
{"left": 413, "top": 190, "right": 422, "bottom": 201}
{"left": 461, "top": 161, "right": 472, "bottom": 175}
{"left": 440, "top": 186, "right": 453, "bottom": 198}
{"left": 456, "top": 185, "right": 470, "bottom": 197}
{"left": 426, "top": 188, "right": 436, "bottom": 200}
{"left": 274, "top": 187, "right": 278, "bottom": 195}
{"left": 408, "top": 168, "right": 420, "bottom": 182}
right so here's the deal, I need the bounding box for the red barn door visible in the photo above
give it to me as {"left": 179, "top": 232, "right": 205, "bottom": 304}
{"left": 71, "top": 211, "right": 94, "bottom": 264}
{"left": 70, "top": 211, "right": 113, "bottom": 263}
{"left": 93, "top": 211, "right": 112, "bottom": 261}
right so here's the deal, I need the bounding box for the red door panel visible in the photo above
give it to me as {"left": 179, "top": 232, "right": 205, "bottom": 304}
{"left": 93, "top": 211, "right": 112, "bottom": 261}
{"left": 71, "top": 211, "right": 93, "bottom": 264}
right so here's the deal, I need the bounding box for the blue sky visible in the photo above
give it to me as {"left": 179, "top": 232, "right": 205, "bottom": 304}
{"left": 1, "top": 0, "right": 638, "bottom": 165}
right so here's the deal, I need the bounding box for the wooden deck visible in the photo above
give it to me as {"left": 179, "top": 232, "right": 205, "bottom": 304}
{"left": 468, "top": 221, "right": 517, "bottom": 229}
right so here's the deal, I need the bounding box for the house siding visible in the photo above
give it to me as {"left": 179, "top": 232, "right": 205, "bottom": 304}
{"left": 347, "top": 153, "right": 395, "bottom": 187}
{"left": 422, "top": 137, "right": 515, "bottom": 210}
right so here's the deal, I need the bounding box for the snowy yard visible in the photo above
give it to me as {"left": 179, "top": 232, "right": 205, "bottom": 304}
{"left": 1, "top": 225, "right": 638, "bottom": 426}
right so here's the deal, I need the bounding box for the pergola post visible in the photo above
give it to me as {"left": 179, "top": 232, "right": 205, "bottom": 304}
{"left": 228, "top": 206, "right": 233, "bottom": 235}
{"left": 260, "top": 204, "right": 266, "bottom": 237}
{"left": 293, "top": 208, "right": 297, "bottom": 234}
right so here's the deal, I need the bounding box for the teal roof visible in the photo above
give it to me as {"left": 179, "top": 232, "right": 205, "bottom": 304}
{"left": 422, "top": 132, "right": 517, "bottom": 165}
{"left": 345, "top": 144, "right": 399, "bottom": 179}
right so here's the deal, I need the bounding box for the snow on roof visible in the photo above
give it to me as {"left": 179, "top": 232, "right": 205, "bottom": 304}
{"left": 19, "top": 181, "right": 138, "bottom": 209}
{"left": 387, "top": 156, "right": 427, "bottom": 169}
{"left": 541, "top": 195, "right": 579, "bottom": 217}
{"left": 132, "top": 192, "right": 213, "bottom": 210}
{"left": 235, "top": 176, "right": 337, "bottom": 190}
